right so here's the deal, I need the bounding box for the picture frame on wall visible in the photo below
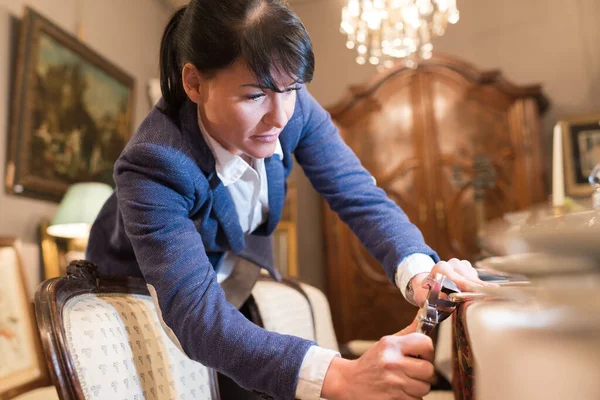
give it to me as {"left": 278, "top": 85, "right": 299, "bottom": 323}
{"left": 0, "top": 237, "right": 49, "bottom": 398}
{"left": 561, "top": 114, "right": 600, "bottom": 197}
{"left": 5, "top": 7, "right": 135, "bottom": 202}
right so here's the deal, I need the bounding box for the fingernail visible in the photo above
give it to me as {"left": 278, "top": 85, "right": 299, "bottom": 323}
{"left": 465, "top": 282, "right": 484, "bottom": 292}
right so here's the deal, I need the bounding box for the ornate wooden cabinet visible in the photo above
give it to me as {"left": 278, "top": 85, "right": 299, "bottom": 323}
{"left": 323, "top": 55, "right": 549, "bottom": 342}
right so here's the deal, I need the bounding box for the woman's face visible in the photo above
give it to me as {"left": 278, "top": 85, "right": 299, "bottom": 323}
{"left": 189, "top": 59, "right": 300, "bottom": 159}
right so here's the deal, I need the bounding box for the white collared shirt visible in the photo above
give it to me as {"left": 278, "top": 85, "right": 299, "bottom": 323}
{"left": 198, "top": 120, "right": 282, "bottom": 282}
{"left": 198, "top": 120, "right": 433, "bottom": 400}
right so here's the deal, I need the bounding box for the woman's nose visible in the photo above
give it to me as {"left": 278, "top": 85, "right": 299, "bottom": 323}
{"left": 263, "top": 95, "right": 288, "bottom": 129}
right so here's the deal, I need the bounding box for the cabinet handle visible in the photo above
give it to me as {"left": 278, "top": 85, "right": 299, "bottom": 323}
{"left": 419, "top": 203, "right": 428, "bottom": 224}
{"left": 436, "top": 200, "right": 445, "bottom": 229}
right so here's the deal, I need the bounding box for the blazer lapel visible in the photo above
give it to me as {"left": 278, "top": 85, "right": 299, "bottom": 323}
{"left": 211, "top": 177, "right": 245, "bottom": 253}
{"left": 179, "top": 100, "right": 245, "bottom": 253}
{"left": 261, "top": 153, "right": 285, "bottom": 235}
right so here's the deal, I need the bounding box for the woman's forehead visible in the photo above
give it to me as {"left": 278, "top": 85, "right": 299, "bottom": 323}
{"left": 223, "top": 58, "right": 298, "bottom": 90}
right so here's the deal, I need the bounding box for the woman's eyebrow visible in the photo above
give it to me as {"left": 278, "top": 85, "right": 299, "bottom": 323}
{"left": 239, "top": 82, "right": 298, "bottom": 90}
{"left": 240, "top": 83, "right": 267, "bottom": 89}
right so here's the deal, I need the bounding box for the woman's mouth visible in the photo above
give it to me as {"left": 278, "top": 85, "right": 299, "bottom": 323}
{"left": 251, "top": 134, "right": 278, "bottom": 143}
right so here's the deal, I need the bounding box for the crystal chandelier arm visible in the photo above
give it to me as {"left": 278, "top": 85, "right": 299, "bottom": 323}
{"left": 340, "top": 0, "right": 460, "bottom": 67}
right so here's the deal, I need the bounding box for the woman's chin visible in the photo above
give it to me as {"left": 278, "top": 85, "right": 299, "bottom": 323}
{"left": 245, "top": 142, "right": 277, "bottom": 159}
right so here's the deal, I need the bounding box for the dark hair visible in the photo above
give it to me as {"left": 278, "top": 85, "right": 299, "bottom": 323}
{"left": 159, "top": 0, "right": 315, "bottom": 118}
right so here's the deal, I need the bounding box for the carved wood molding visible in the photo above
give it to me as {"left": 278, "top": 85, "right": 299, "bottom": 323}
{"left": 327, "top": 54, "right": 549, "bottom": 117}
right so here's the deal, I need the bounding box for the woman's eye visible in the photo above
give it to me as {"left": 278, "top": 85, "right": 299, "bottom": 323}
{"left": 285, "top": 86, "right": 301, "bottom": 94}
{"left": 247, "top": 93, "right": 265, "bottom": 101}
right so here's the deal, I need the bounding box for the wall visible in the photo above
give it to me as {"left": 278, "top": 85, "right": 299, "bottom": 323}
{"left": 290, "top": 0, "right": 600, "bottom": 290}
{"left": 0, "top": 0, "right": 170, "bottom": 295}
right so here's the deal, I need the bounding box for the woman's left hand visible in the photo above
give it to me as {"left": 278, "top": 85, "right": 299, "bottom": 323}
{"left": 410, "top": 258, "right": 496, "bottom": 307}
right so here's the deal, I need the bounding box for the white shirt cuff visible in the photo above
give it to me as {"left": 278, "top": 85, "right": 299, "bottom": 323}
{"left": 295, "top": 346, "right": 340, "bottom": 400}
{"left": 395, "top": 253, "right": 436, "bottom": 299}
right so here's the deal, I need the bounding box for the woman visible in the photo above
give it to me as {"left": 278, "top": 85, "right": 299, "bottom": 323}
{"left": 87, "top": 1, "right": 488, "bottom": 399}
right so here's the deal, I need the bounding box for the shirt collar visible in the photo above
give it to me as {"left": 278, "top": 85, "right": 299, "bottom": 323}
{"left": 198, "top": 115, "right": 283, "bottom": 187}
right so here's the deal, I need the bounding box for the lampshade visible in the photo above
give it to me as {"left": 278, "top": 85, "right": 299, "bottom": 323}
{"left": 47, "top": 182, "right": 113, "bottom": 239}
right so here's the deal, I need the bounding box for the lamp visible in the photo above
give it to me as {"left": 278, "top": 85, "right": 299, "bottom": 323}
{"left": 47, "top": 182, "right": 113, "bottom": 239}
{"left": 340, "top": 0, "right": 460, "bottom": 68}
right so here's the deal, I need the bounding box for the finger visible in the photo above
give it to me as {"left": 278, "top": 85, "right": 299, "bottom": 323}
{"left": 447, "top": 259, "right": 501, "bottom": 288}
{"left": 398, "top": 333, "right": 434, "bottom": 362}
{"left": 457, "top": 260, "right": 480, "bottom": 280}
{"left": 401, "top": 376, "right": 432, "bottom": 398}
{"left": 394, "top": 315, "right": 419, "bottom": 336}
{"left": 399, "top": 356, "right": 436, "bottom": 382}
{"left": 398, "top": 394, "right": 422, "bottom": 400}
{"left": 402, "top": 396, "right": 423, "bottom": 400}
{"left": 431, "top": 262, "right": 483, "bottom": 292}
{"left": 446, "top": 258, "right": 481, "bottom": 283}
{"left": 455, "top": 261, "right": 500, "bottom": 288}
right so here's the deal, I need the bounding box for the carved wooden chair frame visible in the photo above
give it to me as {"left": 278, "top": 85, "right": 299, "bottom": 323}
{"left": 34, "top": 260, "right": 220, "bottom": 400}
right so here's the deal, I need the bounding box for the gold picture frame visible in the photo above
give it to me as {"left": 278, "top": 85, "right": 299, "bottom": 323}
{"left": 273, "top": 221, "right": 298, "bottom": 278}
{"left": 274, "top": 184, "right": 298, "bottom": 278}
{"left": 0, "top": 237, "right": 49, "bottom": 398}
{"left": 561, "top": 113, "right": 600, "bottom": 197}
{"left": 5, "top": 7, "right": 135, "bottom": 202}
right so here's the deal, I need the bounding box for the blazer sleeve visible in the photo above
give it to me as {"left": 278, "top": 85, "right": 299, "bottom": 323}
{"left": 114, "top": 142, "right": 314, "bottom": 399}
{"left": 293, "top": 88, "right": 439, "bottom": 282}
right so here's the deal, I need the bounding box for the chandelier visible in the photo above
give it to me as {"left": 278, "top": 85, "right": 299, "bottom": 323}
{"left": 340, "top": 0, "right": 460, "bottom": 68}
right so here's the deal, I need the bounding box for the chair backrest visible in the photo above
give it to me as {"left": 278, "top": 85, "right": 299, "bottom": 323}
{"left": 0, "top": 237, "right": 50, "bottom": 399}
{"left": 250, "top": 278, "right": 339, "bottom": 352}
{"left": 35, "top": 260, "right": 219, "bottom": 400}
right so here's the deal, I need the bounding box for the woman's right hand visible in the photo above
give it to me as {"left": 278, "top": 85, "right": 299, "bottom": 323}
{"left": 321, "top": 320, "right": 435, "bottom": 400}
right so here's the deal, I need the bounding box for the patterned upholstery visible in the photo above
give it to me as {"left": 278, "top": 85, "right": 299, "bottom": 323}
{"left": 251, "top": 280, "right": 343, "bottom": 353}
{"left": 299, "top": 283, "right": 339, "bottom": 352}
{"left": 251, "top": 281, "right": 315, "bottom": 342}
{"left": 63, "top": 293, "right": 214, "bottom": 400}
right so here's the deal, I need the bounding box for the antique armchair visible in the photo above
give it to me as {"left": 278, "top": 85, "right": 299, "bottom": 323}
{"left": 249, "top": 276, "right": 454, "bottom": 400}
{"left": 249, "top": 276, "right": 373, "bottom": 358}
{"left": 34, "top": 260, "right": 220, "bottom": 400}
{"left": 249, "top": 277, "right": 339, "bottom": 351}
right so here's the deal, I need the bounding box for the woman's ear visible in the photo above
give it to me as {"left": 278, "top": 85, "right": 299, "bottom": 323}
{"left": 182, "top": 63, "right": 203, "bottom": 104}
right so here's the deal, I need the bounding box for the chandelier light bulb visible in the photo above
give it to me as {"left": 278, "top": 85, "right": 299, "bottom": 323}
{"left": 340, "top": 0, "right": 460, "bottom": 67}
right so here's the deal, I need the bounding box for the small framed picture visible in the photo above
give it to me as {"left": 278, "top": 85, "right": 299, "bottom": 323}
{"left": 273, "top": 221, "right": 298, "bottom": 278}
{"left": 274, "top": 184, "right": 298, "bottom": 278}
{"left": 0, "top": 238, "right": 49, "bottom": 398}
{"left": 561, "top": 114, "right": 600, "bottom": 196}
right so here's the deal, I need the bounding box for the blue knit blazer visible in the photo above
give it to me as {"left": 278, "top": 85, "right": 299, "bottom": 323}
{"left": 86, "top": 87, "right": 438, "bottom": 399}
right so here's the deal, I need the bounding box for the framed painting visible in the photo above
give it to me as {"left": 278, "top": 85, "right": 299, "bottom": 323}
{"left": 0, "top": 237, "right": 49, "bottom": 398}
{"left": 561, "top": 114, "right": 600, "bottom": 197}
{"left": 5, "top": 7, "right": 135, "bottom": 202}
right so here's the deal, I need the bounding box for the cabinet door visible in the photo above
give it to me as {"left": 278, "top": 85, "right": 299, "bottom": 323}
{"left": 323, "top": 56, "right": 548, "bottom": 342}
{"left": 422, "top": 69, "right": 545, "bottom": 260}
{"left": 324, "top": 71, "right": 428, "bottom": 342}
